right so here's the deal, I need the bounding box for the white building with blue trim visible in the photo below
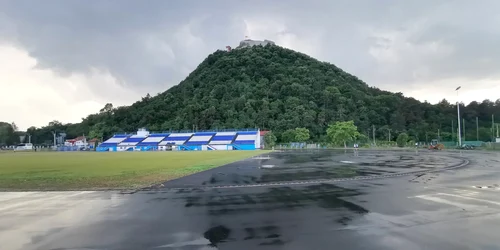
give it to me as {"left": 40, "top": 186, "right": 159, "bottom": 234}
{"left": 96, "top": 128, "right": 261, "bottom": 151}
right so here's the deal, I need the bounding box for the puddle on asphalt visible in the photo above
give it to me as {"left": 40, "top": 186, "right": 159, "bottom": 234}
{"left": 174, "top": 183, "right": 369, "bottom": 247}
{"left": 163, "top": 150, "right": 463, "bottom": 190}
{"left": 203, "top": 165, "right": 392, "bottom": 185}
{"left": 155, "top": 237, "right": 213, "bottom": 248}
{"left": 181, "top": 184, "right": 367, "bottom": 215}
{"left": 204, "top": 225, "right": 231, "bottom": 247}
{"left": 260, "top": 165, "right": 275, "bottom": 169}
{"left": 341, "top": 160, "right": 356, "bottom": 164}
{"left": 253, "top": 156, "right": 271, "bottom": 160}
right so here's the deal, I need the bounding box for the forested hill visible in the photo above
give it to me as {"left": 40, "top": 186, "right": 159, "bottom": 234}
{"left": 11, "top": 45, "right": 500, "bottom": 145}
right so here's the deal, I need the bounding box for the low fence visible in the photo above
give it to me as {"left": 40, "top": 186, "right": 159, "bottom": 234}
{"left": 278, "top": 143, "right": 323, "bottom": 149}
{"left": 277, "top": 140, "right": 495, "bottom": 150}
{"left": 483, "top": 142, "right": 500, "bottom": 150}
{"left": 57, "top": 146, "right": 93, "bottom": 151}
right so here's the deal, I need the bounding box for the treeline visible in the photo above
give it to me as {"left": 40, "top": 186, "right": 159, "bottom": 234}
{"left": 4, "top": 45, "right": 500, "bottom": 145}
{"left": 0, "top": 122, "right": 20, "bottom": 146}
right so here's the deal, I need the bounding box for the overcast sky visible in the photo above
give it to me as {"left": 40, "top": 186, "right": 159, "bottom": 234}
{"left": 1, "top": 0, "right": 499, "bottom": 130}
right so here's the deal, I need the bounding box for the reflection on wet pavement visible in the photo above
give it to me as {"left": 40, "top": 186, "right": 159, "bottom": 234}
{"left": 162, "top": 150, "right": 465, "bottom": 188}
{"left": 204, "top": 225, "right": 230, "bottom": 247}
{"left": 173, "top": 184, "right": 366, "bottom": 216}
{"left": 135, "top": 182, "right": 369, "bottom": 249}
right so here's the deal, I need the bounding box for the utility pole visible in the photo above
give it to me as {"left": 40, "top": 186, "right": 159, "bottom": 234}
{"left": 372, "top": 125, "right": 376, "bottom": 146}
{"left": 463, "top": 118, "right": 466, "bottom": 142}
{"left": 388, "top": 129, "right": 391, "bottom": 142}
{"left": 51, "top": 131, "right": 57, "bottom": 147}
{"left": 456, "top": 86, "right": 462, "bottom": 146}
{"left": 27, "top": 133, "right": 31, "bottom": 144}
{"left": 438, "top": 129, "right": 440, "bottom": 142}
{"left": 493, "top": 115, "right": 495, "bottom": 141}
{"left": 476, "top": 117, "right": 479, "bottom": 141}
{"left": 451, "top": 120, "right": 454, "bottom": 142}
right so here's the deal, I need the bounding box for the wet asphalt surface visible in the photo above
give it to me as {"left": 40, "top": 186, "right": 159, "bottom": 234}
{"left": 2, "top": 149, "right": 500, "bottom": 250}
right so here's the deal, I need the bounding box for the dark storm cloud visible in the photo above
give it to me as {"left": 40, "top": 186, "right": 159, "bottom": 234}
{"left": 0, "top": 0, "right": 235, "bottom": 91}
{"left": 1, "top": 0, "right": 499, "bottom": 94}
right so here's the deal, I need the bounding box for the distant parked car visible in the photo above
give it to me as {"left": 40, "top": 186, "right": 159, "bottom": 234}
{"left": 14, "top": 143, "right": 34, "bottom": 151}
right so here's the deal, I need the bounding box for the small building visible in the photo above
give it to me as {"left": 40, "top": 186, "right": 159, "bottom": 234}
{"left": 237, "top": 39, "right": 275, "bottom": 49}
{"left": 64, "top": 136, "right": 88, "bottom": 147}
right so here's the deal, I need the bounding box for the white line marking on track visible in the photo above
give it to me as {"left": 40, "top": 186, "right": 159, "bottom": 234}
{"left": 436, "top": 193, "right": 500, "bottom": 206}
{"left": 415, "top": 194, "right": 477, "bottom": 208}
{"left": 0, "top": 191, "right": 94, "bottom": 212}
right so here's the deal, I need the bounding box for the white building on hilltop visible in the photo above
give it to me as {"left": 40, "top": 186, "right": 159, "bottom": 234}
{"left": 237, "top": 39, "right": 275, "bottom": 49}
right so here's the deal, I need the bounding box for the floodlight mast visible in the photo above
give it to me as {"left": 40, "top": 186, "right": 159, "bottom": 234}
{"left": 456, "top": 86, "right": 461, "bottom": 147}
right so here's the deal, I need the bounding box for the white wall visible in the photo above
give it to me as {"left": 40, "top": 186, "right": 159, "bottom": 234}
{"left": 169, "top": 133, "right": 193, "bottom": 137}
{"left": 235, "top": 134, "right": 256, "bottom": 141}
{"left": 104, "top": 137, "right": 126, "bottom": 143}
{"left": 142, "top": 137, "right": 165, "bottom": 143}
{"left": 189, "top": 135, "right": 213, "bottom": 142}
{"left": 210, "top": 140, "right": 232, "bottom": 145}
{"left": 214, "top": 132, "right": 236, "bottom": 136}
{"left": 136, "top": 128, "right": 150, "bottom": 137}
{"left": 256, "top": 129, "right": 261, "bottom": 149}
{"left": 212, "top": 145, "right": 228, "bottom": 150}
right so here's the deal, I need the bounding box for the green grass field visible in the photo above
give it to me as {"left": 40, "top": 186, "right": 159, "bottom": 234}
{"left": 0, "top": 151, "right": 264, "bottom": 190}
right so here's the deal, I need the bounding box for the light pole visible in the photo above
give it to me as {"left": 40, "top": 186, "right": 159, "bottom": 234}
{"left": 456, "top": 86, "right": 462, "bottom": 146}
{"left": 52, "top": 131, "right": 57, "bottom": 148}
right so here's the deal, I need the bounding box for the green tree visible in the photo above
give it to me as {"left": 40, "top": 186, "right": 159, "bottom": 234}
{"left": 48, "top": 120, "right": 62, "bottom": 127}
{"left": 281, "top": 129, "right": 296, "bottom": 143}
{"left": 396, "top": 133, "right": 409, "bottom": 147}
{"left": 0, "top": 122, "right": 16, "bottom": 145}
{"left": 326, "top": 121, "right": 360, "bottom": 148}
{"left": 88, "top": 123, "right": 105, "bottom": 140}
{"left": 88, "top": 129, "right": 103, "bottom": 140}
{"left": 100, "top": 103, "right": 114, "bottom": 114}
{"left": 264, "top": 131, "right": 277, "bottom": 148}
{"left": 294, "top": 127, "right": 310, "bottom": 142}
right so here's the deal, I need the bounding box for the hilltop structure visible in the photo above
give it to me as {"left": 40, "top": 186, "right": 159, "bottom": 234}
{"left": 236, "top": 39, "right": 275, "bottom": 49}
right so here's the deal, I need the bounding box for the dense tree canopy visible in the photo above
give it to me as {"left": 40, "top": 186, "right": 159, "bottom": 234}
{"left": 6, "top": 45, "right": 500, "bottom": 145}
{"left": 294, "top": 128, "right": 310, "bottom": 142}
{"left": 0, "top": 122, "right": 16, "bottom": 146}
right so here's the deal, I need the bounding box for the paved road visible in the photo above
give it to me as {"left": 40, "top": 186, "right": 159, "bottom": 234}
{"left": 1, "top": 150, "right": 500, "bottom": 250}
